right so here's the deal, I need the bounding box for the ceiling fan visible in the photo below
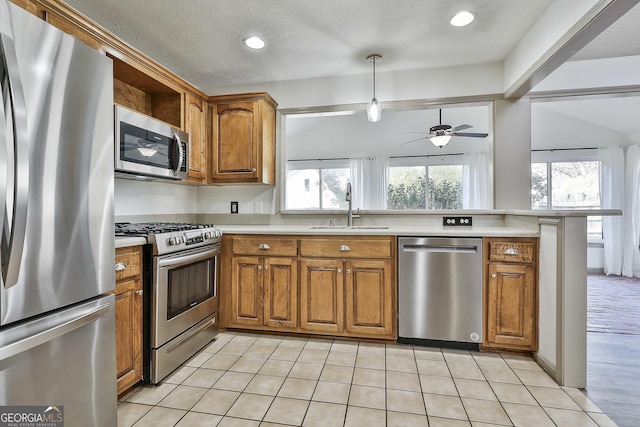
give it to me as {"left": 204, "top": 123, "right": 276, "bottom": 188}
{"left": 402, "top": 109, "right": 489, "bottom": 147}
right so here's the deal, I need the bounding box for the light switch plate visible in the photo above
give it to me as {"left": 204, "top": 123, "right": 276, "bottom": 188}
{"left": 443, "top": 216, "right": 472, "bottom": 226}
{"left": 231, "top": 201, "right": 239, "bottom": 214}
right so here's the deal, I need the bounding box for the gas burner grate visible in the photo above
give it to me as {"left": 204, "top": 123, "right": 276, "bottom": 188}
{"left": 115, "top": 222, "right": 216, "bottom": 236}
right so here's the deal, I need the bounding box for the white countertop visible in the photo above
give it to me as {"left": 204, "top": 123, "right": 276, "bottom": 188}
{"left": 218, "top": 224, "right": 539, "bottom": 237}
{"left": 115, "top": 236, "right": 147, "bottom": 248}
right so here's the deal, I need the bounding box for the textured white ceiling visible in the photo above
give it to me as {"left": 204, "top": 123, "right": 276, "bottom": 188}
{"left": 570, "top": 1, "right": 640, "bottom": 61}
{"left": 62, "top": 0, "right": 555, "bottom": 92}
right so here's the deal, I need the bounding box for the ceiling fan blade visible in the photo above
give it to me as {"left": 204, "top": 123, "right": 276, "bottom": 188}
{"left": 400, "top": 136, "right": 429, "bottom": 145}
{"left": 453, "top": 132, "right": 488, "bottom": 138}
{"left": 452, "top": 124, "right": 473, "bottom": 132}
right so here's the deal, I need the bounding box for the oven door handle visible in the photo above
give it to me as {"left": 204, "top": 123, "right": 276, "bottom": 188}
{"left": 156, "top": 245, "right": 220, "bottom": 270}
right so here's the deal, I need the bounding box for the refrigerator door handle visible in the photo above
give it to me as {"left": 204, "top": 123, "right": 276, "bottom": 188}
{"left": 0, "top": 33, "right": 30, "bottom": 289}
{"left": 0, "top": 303, "right": 111, "bottom": 362}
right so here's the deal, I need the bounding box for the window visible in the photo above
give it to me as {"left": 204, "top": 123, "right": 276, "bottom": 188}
{"left": 286, "top": 160, "right": 349, "bottom": 210}
{"left": 388, "top": 157, "right": 463, "bottom": 210}
{"left": 531, "top": 152, "right": 602, "bottom": 239}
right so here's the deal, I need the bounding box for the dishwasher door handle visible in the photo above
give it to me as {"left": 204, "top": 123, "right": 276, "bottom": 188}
{"left": 402, "top": 244, "right": 478, "bottom": 254}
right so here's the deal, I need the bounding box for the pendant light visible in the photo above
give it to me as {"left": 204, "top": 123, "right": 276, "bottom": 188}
{"left": 366, "top": 54, "right": 382, "bottom": 122}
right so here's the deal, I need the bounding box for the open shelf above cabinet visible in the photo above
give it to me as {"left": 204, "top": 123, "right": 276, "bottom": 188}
{"left": 108, "top": 52, "right": 183, "bottom": 128}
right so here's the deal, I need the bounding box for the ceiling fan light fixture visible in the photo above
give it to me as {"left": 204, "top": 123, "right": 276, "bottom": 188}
{"left": 430, "top": 134, "right": 452, "bottom": 147}
{"left": 243, "top": 36, "right": 266, "bottom": 49}
{"left": 450, "top": 11, "right": 476, "bottom": 27}
{"left": 366, "top": 54, "right": 382, "bottom": 122}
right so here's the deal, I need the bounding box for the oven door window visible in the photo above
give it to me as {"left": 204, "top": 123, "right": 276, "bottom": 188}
{"left": 167, "top": 257, "right": 215, "bottom": 320}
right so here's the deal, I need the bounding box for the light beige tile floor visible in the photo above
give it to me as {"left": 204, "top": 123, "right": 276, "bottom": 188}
{"left": 118, "top": 331, "right": 618, "bottom": 426}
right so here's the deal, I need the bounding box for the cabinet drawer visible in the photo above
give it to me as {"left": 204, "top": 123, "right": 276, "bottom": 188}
{"left": 232, "top": 237, "right": 298, "bottom": 256}
{"left": 488, "top": 241, "right": 535, "bottom": 264}
{"left": 300, "top": 238, "right": 392, "bottom": 259}
{"left": 115, "top": 247, "right": 142, "bottom": 281}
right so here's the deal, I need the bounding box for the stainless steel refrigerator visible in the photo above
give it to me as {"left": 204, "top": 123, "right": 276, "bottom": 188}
{"left": 1, "top": 1, "right": 116, "bottom": 426}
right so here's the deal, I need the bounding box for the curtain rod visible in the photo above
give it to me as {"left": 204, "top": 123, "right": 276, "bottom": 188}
{"left": 532, "top": 147, "right": 599, "bottom": 152}
{"left": 390, "top": 153, "right": 466, "bottom": 159}
{"left": 288, "top": 157, "right": 349, "bottom": 162}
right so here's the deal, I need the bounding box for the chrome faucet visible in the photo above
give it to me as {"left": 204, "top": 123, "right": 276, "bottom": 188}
{"left": 345, "top": 183, "right": 360, "bottom": 227}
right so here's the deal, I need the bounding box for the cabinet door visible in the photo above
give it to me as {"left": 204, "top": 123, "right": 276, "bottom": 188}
{"left": 185, "top": 93, "right": 206, "bottom": 181}
{"left": 115, "top": 278, "right": 143, "bottom": 395}
{"left": 486, "top": 263, "right": 536, "bottom": 350}
{"left": 299, "top": 259, "right": 344, "bottom": 333}
{"left": 263, "top": 258, "right": 298, "bottom": 329}
{"left": 345, "top": 260, "right": 393, "bottom": 338}
{"left": 231, "top": 256, "right": 263, "bottom": 326}
{"left": 212, "top": 101, "right": 258, "bottom": 181}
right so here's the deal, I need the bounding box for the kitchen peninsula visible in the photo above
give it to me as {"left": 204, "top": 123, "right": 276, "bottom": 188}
{"left": 116, "top": 209, "right": 621, "bottom": 390}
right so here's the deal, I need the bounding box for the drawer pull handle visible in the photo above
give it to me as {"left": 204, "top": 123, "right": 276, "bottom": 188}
{"left": 504, "top": 248, "right": 519, "bottom": 256}
{"left": 258, "top": 243, "right": 270, "bottom": 250}
{"left": 115, "top": 262, "right": 127, "bottom": 272}
{"left": 338, "top": 245, "right": 350, "bottom": 252}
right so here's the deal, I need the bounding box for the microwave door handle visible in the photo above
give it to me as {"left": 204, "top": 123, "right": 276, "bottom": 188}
{"left": 170, "top": 134, "right": 184, "bottom": 176}
{"left": 0, "top": 34, "right": 30, "bottom": 289}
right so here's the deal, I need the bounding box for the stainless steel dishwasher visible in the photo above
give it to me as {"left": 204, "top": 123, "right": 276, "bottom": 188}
{"left": 398, "top": 237, "right": 483, "bottom": 349}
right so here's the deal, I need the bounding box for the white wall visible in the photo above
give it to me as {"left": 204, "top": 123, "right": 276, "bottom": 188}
{"left": 208, "top": 63, "right": 504, "bottom": 109}
{"left": 198, "top": 186, "right": 276, "bottom": 215}
{"left": 114, "top": 179, "right": 197, "bottom": 216}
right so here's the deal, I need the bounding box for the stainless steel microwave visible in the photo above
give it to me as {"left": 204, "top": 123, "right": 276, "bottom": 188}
{"left": 115, "top": 105, "right": 189, "bottom": 180}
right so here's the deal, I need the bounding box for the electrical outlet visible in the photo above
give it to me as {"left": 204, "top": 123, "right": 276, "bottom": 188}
{"left": 443, "top": 216, "right": 472, "bottom": 226}
{"left": 230, "top": 201, "right": 239, "bottom": 214}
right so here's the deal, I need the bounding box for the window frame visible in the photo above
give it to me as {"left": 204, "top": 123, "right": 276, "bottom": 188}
{"left": 388, "top": 154, "right": 465, "bottom": 210}
{"left": 531, "top": 149, "right": 602, "bottom": 242}
{"left": 285, "top": 158, "right": 350, "bottom": 211}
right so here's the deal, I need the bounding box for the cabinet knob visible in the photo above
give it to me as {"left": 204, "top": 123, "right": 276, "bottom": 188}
{"left": 135, "top": 289, "right": 143, "bottom": 296}
{"left": 338, "top": 268, "right": 342, "bottom": 273}
{"left": 252, "top": 168, "right": 257, "bottom": 172}
{"left": 257, "top": 265, "right": 262, "bottom": 270}
{"left": 338, "top": 245, "right": 350, "bottom": 252}
{"left": 114, "top": 262, "right": 126, "bottom": 272}
{"left": 491, "top": 273, "right": 497, "bottom": 279}
{"left": 346, "top": 269, "right": 351, "bottom": 274}
{"left": 258, "top": 243, "right": 270, "bottom": 250}
{"left": 504, "top": 248, "right": 519, "bottom": 255}
{"left": 264, "top": 265, "right": 269, "bottom": 270}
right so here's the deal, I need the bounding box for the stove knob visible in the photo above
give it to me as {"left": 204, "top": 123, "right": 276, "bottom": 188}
{"left": 168, "top": 237, "right": 177, "bottom": 246}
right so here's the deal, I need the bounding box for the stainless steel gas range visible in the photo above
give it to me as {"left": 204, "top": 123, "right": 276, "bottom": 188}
{"left": 116, "top": 222, "right": 222, "bottom": 383}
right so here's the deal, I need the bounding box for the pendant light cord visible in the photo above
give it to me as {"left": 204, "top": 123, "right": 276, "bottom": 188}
{"left": 372, "top": 58, "right": 376, "bottom": 98}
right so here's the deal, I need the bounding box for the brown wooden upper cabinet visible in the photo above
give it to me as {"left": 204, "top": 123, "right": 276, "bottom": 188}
{"left": 185, "top": 93, "right": 207, "bottom": 182}
{"left": 209, "top": 93, "right": 277, "bottom": 184}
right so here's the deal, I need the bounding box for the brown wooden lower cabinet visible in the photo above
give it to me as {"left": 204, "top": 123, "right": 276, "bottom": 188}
{"left": 299, "top": 259, "right": 344, "bottom": 333}
{"left": 230, "top": 255, "right": 298, "bottom": 330}
{"left": 114, "top": 246, "right": 143, "bottom": 396}
{"left": 483, "top": 237, "right": 538, "bottom": 352}
{"left": 222, "top": 235, "right": 396, "bottom": 340}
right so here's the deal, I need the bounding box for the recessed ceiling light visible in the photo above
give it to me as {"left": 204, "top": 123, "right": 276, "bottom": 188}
{"left": 243, "top": 36, "right": 266, "bottom": 50}
{"left": 450, "top": 11, "right": 476, "bottom": 27}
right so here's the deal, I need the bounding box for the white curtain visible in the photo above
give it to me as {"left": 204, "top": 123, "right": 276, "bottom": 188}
{"left": 350, "top": 157, "right": 388, "bottom": 210}
{"left": 622, "top": 145, "right": 640, "bottom": 277}
{"left": 599, "top": 146, "right": 625, "bottom": 275}
{"left": 462, "top": 152, "right": 489, "bottom": 209}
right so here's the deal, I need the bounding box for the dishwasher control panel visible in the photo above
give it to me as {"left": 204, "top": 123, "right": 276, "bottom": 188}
{"left": 443, "top": 216, "right": 473, "bottom": 226}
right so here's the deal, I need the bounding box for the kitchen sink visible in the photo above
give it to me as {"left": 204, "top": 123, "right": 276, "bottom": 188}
{"left": 308, "top": 225, "right": 389, "bottom": 230}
